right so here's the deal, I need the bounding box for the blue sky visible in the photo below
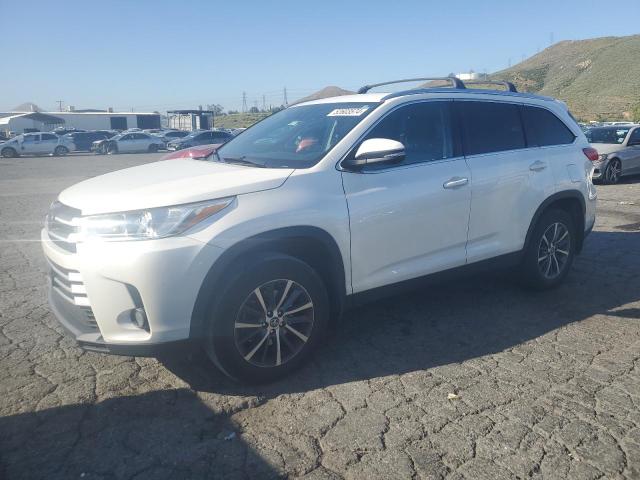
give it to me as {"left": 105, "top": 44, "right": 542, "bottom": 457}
{"left": 2, "top": 0, "right": 639, "bottom": 112}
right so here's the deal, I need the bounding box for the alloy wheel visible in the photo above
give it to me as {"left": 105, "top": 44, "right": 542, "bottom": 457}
{"left": 234, "top": 279, "right": 314, "bottom": 368}
{"left": 606, "top": 160, "right": 621, "bottom": 184}
{"left": 537, "top": 222, "right": 571, "bottom": 280}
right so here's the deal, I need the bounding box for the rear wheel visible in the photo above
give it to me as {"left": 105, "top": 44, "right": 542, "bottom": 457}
{"left": 205, "top": 254, "right": 329, "bottom": 383}
{"left": 54, "top": 146, "right": 68, "bottom": 156}
{"left": 1, "top": 147, "right": 17, "bottom": 158}
{"left": 521, "top": 209, "right": 575, "bottom": 289}
{"left": 604, "top": 158, "right": 622, "bottom": 184}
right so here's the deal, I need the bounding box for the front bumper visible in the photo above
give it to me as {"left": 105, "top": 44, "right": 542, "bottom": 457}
{"left": 591, "top": 159, "right": 608, "bottom": 180}
{"left": 47, "top": 281, "right": 192, "bottom": 356}
{"left": 42, "top": 228, "right": 224, "bottom": 355}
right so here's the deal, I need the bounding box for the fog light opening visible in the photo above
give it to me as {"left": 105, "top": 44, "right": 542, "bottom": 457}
{"left": 131, "top": 308, "right": 149, "bottom": 331}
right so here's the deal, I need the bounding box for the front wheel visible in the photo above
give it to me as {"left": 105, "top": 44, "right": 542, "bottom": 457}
{"left": 205, "top": 254, "right": 329, "bottom": 383}
{"left": 148, "top": 144, "right": 159, "bottom": 153}
{"left": 521, "top": 209, "right": 575, "bottom": 290}
{"left": 106, "top": 142, "right": 118, "bottom": 155}
{"left": 1, "top": 147, "right": 17, "bottom": 158}
{"left": 54, "top": 146, "right": 68, "bottom": 156}
{"left": 604, "top": 158, "right": 622, "bottom": 184}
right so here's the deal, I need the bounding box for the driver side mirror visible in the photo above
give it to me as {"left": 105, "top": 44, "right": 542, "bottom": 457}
{"left": 342, "top": 138, "right": 405, "bottom": 169}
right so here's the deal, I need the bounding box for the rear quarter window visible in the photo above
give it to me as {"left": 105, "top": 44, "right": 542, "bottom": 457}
{"left": 522, "top": 106, "right": 575, "bottom": 147}
{"left": 458, "top": 101, "right": 526, "bottom": 155}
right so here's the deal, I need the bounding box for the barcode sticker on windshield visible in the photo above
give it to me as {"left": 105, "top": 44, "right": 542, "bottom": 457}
{"left": 327, "top": 106, "right": 369, "bottom": 117}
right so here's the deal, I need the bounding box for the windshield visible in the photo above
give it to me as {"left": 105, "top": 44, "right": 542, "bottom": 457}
{"left": 215, "top": 102, "right": 378, "bottom": 168}
{"left": 586, "top": 127, "right": 631, "bottom": 144}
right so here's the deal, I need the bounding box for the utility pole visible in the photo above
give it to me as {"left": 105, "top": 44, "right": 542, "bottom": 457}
{"left": 549, "top": 32, "right": 554, "bottom": 46}
{"left": 262, "top": 94, "right": 266, "bottom": 112}
{"left": 283, "top": 87, "right": 288, "bottom": 107}
{"left": 508, "top": 57, "right": 511, "bottom": 68}
{"left": 242, "top": 91, "right": 247, "bottom": 113}
{"left": 56, "top": 100, "right": 64, "bottom": 112}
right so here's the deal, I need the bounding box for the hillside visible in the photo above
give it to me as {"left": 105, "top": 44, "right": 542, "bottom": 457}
{"left": 293, "top": 86, "right": 355, "bottom": 104}
{"left": 492, "top": 34, "right": 640, "bottom": 120}
{"left": 213, "top": 112, "right": 270, "bottom": 129}
{"left": 12, "top": 102, "right": 42, "bottom": 112}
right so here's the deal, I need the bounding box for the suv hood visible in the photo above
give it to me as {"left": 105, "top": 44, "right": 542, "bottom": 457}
{"left": 59, "top": 159, "right": 294, "bottom": 215}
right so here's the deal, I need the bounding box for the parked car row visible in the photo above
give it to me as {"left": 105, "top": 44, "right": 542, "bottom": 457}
{"left": 0, "top": 128, "right": 236, "bottom": 158}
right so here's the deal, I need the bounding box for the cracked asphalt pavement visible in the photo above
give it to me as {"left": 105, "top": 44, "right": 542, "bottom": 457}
{"left": 1, "top": 153, "right": 640, "bottom": 479}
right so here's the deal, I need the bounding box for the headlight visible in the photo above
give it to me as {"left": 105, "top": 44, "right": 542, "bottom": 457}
{"left": 77, "top": 198, "right": 233, "bottom": 242}
{"left": 598, "top": 154, "right": 608, "bottom": 161}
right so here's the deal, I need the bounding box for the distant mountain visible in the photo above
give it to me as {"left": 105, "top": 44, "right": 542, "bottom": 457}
{"left": 491, "top": 34, "right": 640, "bottom": 120}
{"left": 12, "top": 102, "right": 42, "bottom": 112}
{"left": 294, "top": 86, "right": 355, "bottom": 104}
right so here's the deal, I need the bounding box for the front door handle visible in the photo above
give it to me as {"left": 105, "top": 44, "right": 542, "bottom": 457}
{"left": 443, "top": 177, "right": 469, "bottom": 189}
{"left": 529, "top": 160, "right": 547, "bottom": 172}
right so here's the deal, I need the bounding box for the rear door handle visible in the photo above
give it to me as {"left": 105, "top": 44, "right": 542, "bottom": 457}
{"left": 443, "top": 177, "right": 469, "bottom": 189}
{"left": 529, "top": 160, "right": 547, "bottom": 172}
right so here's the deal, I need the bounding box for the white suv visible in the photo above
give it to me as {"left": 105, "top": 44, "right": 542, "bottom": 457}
{"left": 42, "top": 77, "right": 597, "bottom": 383}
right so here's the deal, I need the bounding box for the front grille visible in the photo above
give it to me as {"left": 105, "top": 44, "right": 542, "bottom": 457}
{"left": 46, "top": 201, "right": 81, "bottom": 253}
{"left": 47, "top": 258, "right": 97, "bottom": 330}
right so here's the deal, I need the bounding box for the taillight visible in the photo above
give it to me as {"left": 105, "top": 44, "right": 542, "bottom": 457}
{"left": 582, "top": 147, "right": 599, "bottom": 161}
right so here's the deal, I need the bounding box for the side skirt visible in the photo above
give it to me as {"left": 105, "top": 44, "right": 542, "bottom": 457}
{"left": 346, "top": 251, "right": 523, "bottom": 308}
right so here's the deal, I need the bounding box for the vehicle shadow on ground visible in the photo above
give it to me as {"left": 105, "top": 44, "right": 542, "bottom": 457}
{"left": 161, "top": 230, "right": 640, "bottom": 396}
{"left": 0, "top": 389, "right": 278, "bottom": 480}
{"left": 1, "top": 231, "right": 637, "bottom": 479}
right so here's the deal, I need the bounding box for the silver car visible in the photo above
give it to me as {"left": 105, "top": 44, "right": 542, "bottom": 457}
{"left": 0, "top": 132, "right": 75, "bottom": 158}
{"left": 92, "top": 132, "right": 165, "bottom": 154}
{"left": 588, "top": 125, "right": 640, "bottom": 184}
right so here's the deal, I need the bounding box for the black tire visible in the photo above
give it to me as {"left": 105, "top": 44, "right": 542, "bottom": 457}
{"left": 54, "top": 146, "right": 68, "bottom": 156}
{"left": 521, "top": 209, "right": 575, "bottom": 290}
{"left": 1, "top": 147, "right": 17, "bottom": 158}
{"left": 148, "top": 144, "right": 158, "bottom": 153}
{"left": 604, "top": 158, "right": 622, "bottom": 185}
{"left": 106, "top": 142, "right": 118, "bottom": 155}
{"left": 204, "top": 253, "right": 330, "bottom": 383}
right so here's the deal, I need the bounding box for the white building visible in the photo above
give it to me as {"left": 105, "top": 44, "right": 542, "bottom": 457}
{"left": 0, "top": 112, "right": 65, "bottom": 135}
{"left": 456, "top": 72, "right": 487, "bottom": 81}
{"left": 0, "top": 110, "right": 161, "bottom": 135}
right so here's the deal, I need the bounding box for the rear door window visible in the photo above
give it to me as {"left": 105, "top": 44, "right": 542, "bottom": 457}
{"left": 522, "top": 106, "right": 575, "bottom": 147}
{"left": 458, "top": 101, "right": 525, "bottom": 155}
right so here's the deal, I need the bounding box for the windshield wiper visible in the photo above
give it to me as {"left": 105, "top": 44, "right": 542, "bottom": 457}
{"left": 221, "top": 155, "right": 266, "bottom": 168}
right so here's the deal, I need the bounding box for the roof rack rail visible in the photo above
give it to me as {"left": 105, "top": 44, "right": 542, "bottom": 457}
{"left": 464, "top": 80, "right": 518, "bottom": 92}
{"left": 357, "top": 76, "right": 466, "bottom": 94}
